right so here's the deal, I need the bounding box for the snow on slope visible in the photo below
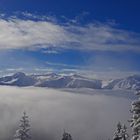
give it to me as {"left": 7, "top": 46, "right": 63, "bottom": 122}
{"left": 0, "top": 72, "right": 37, "bottom": 86}
{"left": 0, "top": 72, "right": 140, "bottom": 90}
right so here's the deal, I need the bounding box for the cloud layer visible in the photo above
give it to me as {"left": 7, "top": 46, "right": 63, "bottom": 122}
{"left": 0, "top": 14, "right": 140, "bottom": 52}
{"left": 0, "top": 86, "right": 131, "bottom": 140}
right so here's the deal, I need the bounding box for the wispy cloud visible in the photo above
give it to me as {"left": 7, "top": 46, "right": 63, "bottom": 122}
{"left": 0, "top": 13, "right": 140, "bottom": 52}
{"left": 45, "top": 61, "right": 83, "bottom": 69}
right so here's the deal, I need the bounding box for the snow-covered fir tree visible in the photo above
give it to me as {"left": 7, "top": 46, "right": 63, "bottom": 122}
{"left": 130, "top": 90, "right": 140, "bottom": 140}
{"left": 113, "top": 122, "right": 128, "bottom": 140}
{"left": 14, "top": 111, "right": 31, "bottom": 140}
{"left": 121, "top": 124, "right": 129, "bottom": 140}
{"left": 113, "top": 122, "right": 122, "bottom": 140}
{"left": 62, "top": 130, "right": 72, "bottom": 140}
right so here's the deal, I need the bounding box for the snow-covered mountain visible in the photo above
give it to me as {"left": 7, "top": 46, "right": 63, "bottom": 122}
{"left": 34, "top": 73, "right": 102, "bottom": 89}
{"left": 0, "top": 72, "right": 140, "bottom": 90}
{"left": 0, "top": 72, "right": 37, "bottom": 86}
{"left": 103, "top": 75, "right": 140, "bottom": 90}
{"left": 0, "top": 72, "right": 102, "bottom": 89}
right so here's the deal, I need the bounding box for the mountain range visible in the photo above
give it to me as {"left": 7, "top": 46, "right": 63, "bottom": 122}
{"left": 0, "top": 72, "right": 140, "bottom": 90}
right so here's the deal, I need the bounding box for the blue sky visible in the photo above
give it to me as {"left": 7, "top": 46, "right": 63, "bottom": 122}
{"left": 0, "top": 0, "right": 140, "bottom": 75}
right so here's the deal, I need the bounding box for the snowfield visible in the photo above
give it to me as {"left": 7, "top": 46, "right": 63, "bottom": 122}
{"left": 0, "top": 86, "right": 133, "bottom": 140}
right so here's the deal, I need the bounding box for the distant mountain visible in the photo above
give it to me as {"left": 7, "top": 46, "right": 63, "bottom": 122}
{"left": 104, "top": 75, "right": 140, "bottom": 90}
{"left": 0, "top": 72, "right": 102, "bottom": 89}
{"left": 0, "top": 72, "right": 140, "bottom": 90}
{"left": 35, "top": 73, "right": 102, "bottom": 89}
{"left": 0, "top": 72, "right": 37, "bottom": 87}
{"left": 102, "top": 79, "right": 122, "bottom": 89}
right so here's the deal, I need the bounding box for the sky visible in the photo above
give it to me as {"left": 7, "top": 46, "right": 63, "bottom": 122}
{"left": 0, "top": 0, "right": 140, "bottom": 75}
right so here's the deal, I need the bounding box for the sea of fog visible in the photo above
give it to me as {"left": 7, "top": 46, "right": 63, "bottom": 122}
{"left": 0, "top": 86, "right": 135, "bottom": 140}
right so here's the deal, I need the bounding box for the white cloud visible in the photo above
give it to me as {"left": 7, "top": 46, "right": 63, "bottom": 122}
{"left": 6, "top": 68, "right": 24, "bottom": 71}
{"left": 0, "top": 19, "right": 69, "bottom": 49}
{"left": 0, "top": 14, "right": 140, "bottom": 52}
{"left": 45, "top": 61, "right": 83, "bottom": 68}
{"left": 42, "top": 50, "right": 59, "bottom": 54}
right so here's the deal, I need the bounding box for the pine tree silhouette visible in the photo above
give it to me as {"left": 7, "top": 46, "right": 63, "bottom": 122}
{"left": 62, "top": 130, "right": 72, "bottom": 140}
{"left": 14, "top": 111, "right": 31, "bottom": 140}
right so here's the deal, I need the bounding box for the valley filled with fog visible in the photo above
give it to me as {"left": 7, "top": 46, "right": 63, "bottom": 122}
{"left": 0, "top": 86, "right": 134, "bottom": 140}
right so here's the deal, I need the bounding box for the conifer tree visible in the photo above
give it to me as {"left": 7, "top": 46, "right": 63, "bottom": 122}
{"left": 130, "top": 90, "right": 140, "bottom": 140}
{"left": 113, "top": 122, "right": 128, "bottom": 140}
{"left": 14, "top": 111, "right": 31, "bottom": 140}
{"left": 62, "top": 130, "right": 72, "bottom": 140}
{"left": 113, "top": 122, "right": 122, "bottom": 140}
{"left": 121, "top": 124, "right": 129, "bottom": 140}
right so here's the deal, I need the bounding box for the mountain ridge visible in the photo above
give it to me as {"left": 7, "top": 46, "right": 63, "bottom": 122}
{"left": 0, "top": 72, "right": 140, "bottom": 90}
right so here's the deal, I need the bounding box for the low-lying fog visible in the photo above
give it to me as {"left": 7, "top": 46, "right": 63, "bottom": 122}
{"left": 0, "top": 86, "right": 133, "bottom": 140}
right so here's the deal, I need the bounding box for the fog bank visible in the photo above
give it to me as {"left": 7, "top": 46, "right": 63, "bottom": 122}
{"left": 0, "top": 86, "right": 131, "bottom": 140}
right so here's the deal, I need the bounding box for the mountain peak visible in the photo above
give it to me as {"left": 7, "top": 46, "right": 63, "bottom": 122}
{"left": 13, "top": 72, "right": 26, "bottom": 78}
